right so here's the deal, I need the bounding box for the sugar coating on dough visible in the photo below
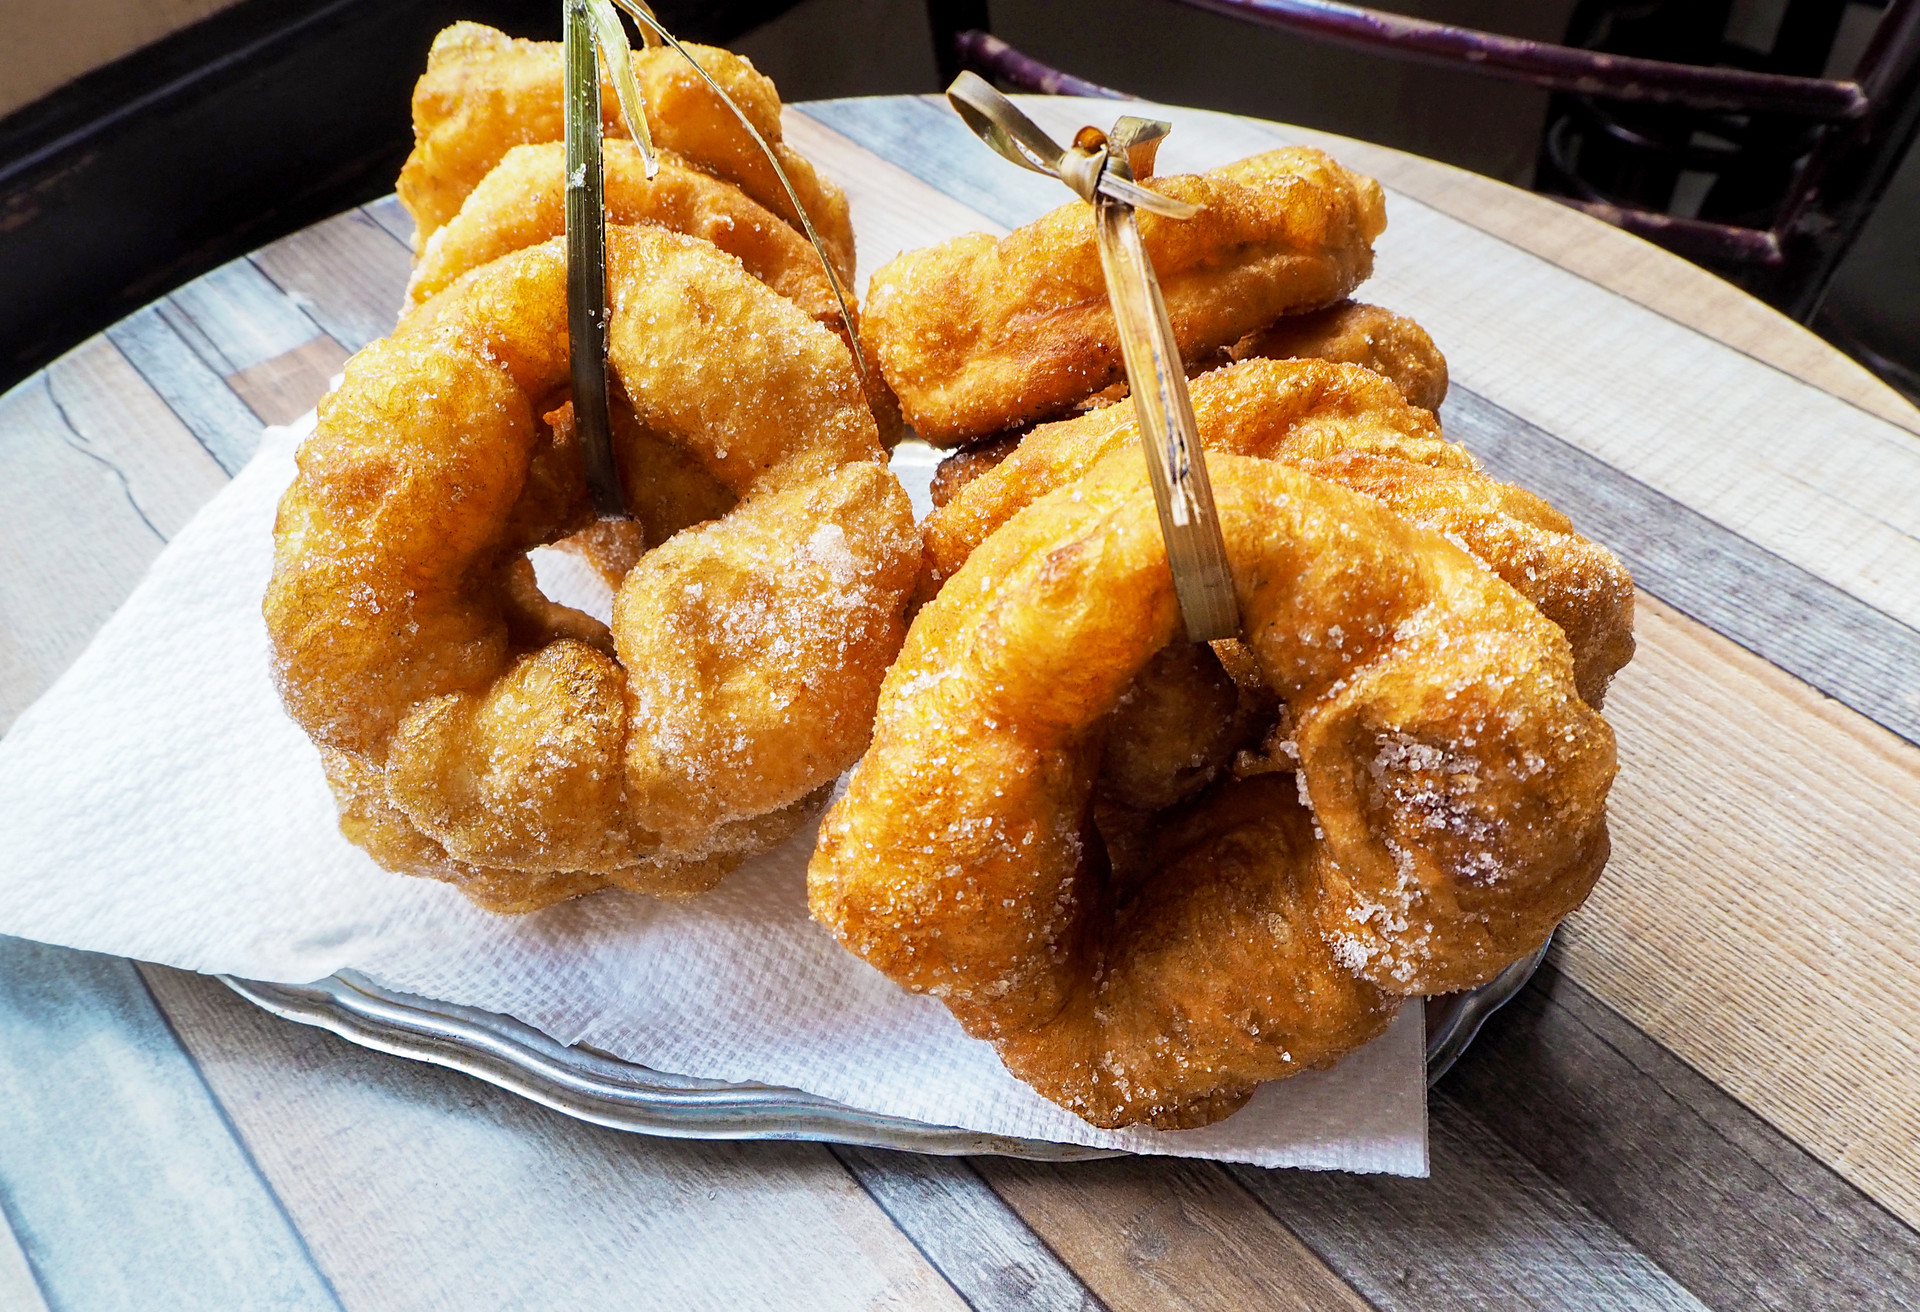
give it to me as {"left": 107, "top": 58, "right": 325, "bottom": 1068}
{"left": 266, "top": 225, "right": 919, "bottom": 913}
{"left": 809, "top": 452, "right": 1618, "bottom": 1129}
{"left": 859, "top": 146, "right": 1386, "bottom": 445}
{"left": 925, "top": 357, "right": 1635, "bottom": 709}
{"left": 397, "top": 22, "right": 856, "bottom": 289}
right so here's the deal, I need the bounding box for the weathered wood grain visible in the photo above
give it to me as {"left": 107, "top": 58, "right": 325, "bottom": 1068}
{"left": 803, "top": 96, "right": 1064, "bottom": 231}
{"left": 974, "top": 1155, "right": 1371, "bottom": 1312}
{"left": 43, "top": 336, "right": 229, "bottom": 541}
{"left": 1443, "top": 386, "right": 1920, "bottom": 748}
{"left": 785, "top": 109, "right": 1013, "bottom": 282}
{"left": 0, "top": 938, "right": 340, "bottom": 1311}
{"left": 158, "top": 258, "right": 327, "bottom": 379}
{"left": 361, "top": 195, "right": 416, "bottom": 251}
{"left": 1445, "top": 964, "right": 1920, "bottom": 1311}
{"left": 0, "top": 373, "right": 171, "bottom": 732}
{"left": 0, "top": 1214, "right": 50, "bottom": 1312}
{"left": 104, "top": 307, "right": 263, "bottom": 475}
{"left": 0, "top": 334, "right": 229, "bottom": 733}
{"left": 226, "top": 337, "right": 350, "bottom": 428}
{"left": 831, "top": 1147, "right": 1102, "bottom": 1311}
{"left": 142, "top": 967, "right": 968, "bottom": 1312}
{"left": 1233, "top": 1101, "right": 1709, "bottom": 1311}
{"left": 1561, "top": 594, "right": 1920, "bottom": 1228}
{"left": 251, "top": 208, "right": 413, "bottom": 354}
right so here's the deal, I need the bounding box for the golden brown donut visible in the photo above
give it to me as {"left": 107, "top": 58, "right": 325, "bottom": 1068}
{"left": 407, "top": 142, "right": 838, "bottom": 319}
{"left": 1235, "top": 299, "right": 1449, "bottom": 412}
{"left": 809, "top": 451, "right": 1617, "bottom": 1127}
{"left": 859, "top": 147, "right": 1385, "bottom": 446}
{"left": 924, "top": 357, "right": 1635, "bottom": 708}
{"left": 266, "top": 225, "right": 919, "bottom": 913}
{"left": 405, "top": 140, "right": 904, "bottom": 445}
{"left": 397, "top": 22, "right": 856, "bottom": 288}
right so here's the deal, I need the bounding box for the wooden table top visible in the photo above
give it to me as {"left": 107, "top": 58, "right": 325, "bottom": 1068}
{"left": 3, "top": 92, "right": 1919, "bottom": 1311}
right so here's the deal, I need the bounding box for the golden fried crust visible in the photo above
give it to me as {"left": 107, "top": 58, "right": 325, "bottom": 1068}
{"left": 397, "top": 22, "right": 855, "bottom": 287}
{"left": 809, "top": 452, "right": 1615, "bottom": 1127}
{"left": 860, "top": 147, "right": 1386, "bottom": 445}
{"left": 267, "top": 225, "right": 919, "bottom": 911}
{"left": 928, "top": 433, "right": 1021, "bottom": 509}
{"left": 407, "top": 141, "right": 903, "bottom": 445}
{"left": 408, "top": 142, "right": 837, "bottom": 319}
{"left": 1236, "top": 300, "right": 1449, "bottom": 411}
{"left": 924, "top": 357, "right": 1635, "bottom": 707}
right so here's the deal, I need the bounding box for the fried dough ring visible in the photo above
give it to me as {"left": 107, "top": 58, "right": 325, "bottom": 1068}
{"left": 860, "top": 147, "right": 1385, "bottom": 445}
{"left": 406, "top": 140, "right": 903, "bottom": 444}
{"left": 1061, "top": 299, "right": 1448, "bottom": 421}
{"left": 924, "top": 358, "right": 1634, "bottom": 708}
{"left": 809, "top": 452, "right": 1616, "bottom": 1127}
{"left": 266, "top": 225, "right": 919, "bottom": 913}
{"left": 1235, "top": 299, "right": 1449, "bottom": 411}
{"left": 398, "top": 22, "right": 856, "bottom": 287}
{"left": 408, "top": 142, "right": 836, "bottom": 319}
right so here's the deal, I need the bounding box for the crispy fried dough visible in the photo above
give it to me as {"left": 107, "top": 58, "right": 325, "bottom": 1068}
{"left": 860, "top": 147, "right": 1385, "bottom": 445}
{"left": 924, "top": 358, "right": 1634, "bottom": 707}
{"left": 927, "top": 433, "right": 1021, "bottom": 509}
{"left": 266, "top": 225, "right": 919, "bottom": 912}
{"left": 408, "top": 141, "right": 837, "bottom": 318}
{"left": 406, "top": 140, "right": 903, "bottom": 445}
{"left": 1235, "top": 299, "right": 1449, "bottom": 411}
{"left": 397, "top": 22, "right": 855, "bottom": 288}
{"left": 809, "top": 452, "right": 1616, "bottom": 1127}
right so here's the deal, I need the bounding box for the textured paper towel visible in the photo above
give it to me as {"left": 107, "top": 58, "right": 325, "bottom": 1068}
{"left": 0, "top": 415, "right": 1427, "bottom": 1171}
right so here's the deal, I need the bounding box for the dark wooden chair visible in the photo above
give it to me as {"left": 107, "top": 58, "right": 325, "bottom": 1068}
{"left": 935, "top": 0, "right": 1920, "bottom": 327}
{"left": 0, "top": 0, "right": 804, "bottom": 395}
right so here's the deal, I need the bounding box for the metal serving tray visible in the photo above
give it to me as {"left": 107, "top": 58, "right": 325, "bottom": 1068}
{"left": 223, "top": 936, "right": 1546, "bottom": 1160}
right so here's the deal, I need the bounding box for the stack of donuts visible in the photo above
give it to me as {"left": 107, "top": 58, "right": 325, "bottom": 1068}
{"left": 265, "top": 24, "right": 919, "bottom": 912}
{"left": 265, "top": 22, "right": 1632, "bottom": 1130}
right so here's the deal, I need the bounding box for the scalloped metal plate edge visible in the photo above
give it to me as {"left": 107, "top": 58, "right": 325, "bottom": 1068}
{"left": 221, "top": 936, "right": 1545, "bottom": 1158}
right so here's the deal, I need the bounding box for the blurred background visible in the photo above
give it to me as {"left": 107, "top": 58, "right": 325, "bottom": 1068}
{"left": 1, "top": 0, "right": 1913, "bottom": 401}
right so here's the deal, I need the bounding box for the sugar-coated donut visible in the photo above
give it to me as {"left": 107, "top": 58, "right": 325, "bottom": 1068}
{"left": 809, "top": 451, "right": 1617, "bottom": 1128}
{"left": 859, "top": 147, "right": 1385, "bottom": 446}
{"left": 266, "top": 225, "right": 918, "bottom": 912}
{"left": 925, "top": 357, "right": 1635, "bottom": 708}
{"left": 398, "top": 22, "right": 855, "bottom": 288}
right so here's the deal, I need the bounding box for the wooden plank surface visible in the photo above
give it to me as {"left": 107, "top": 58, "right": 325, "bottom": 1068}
{"left": 251, "top": 207, "right": 414, "bottom": 354}
{"left": 1445, "top": 964, "right": 1920, "bottom": 1312}
{"left": 974, "top": 1156, "right": 1372, "bottom": 1312}
{"left": 143, "top": 967, "right": 969, "bottom": 1312}
{"left": 0, "top": 938, "right": 339, "bottom": 1311}
{"left": 831, "top": 1148, "right": 1103, "bottom": 1310}
{"left": 3, "top": 91, "right": 1920, "bottom": 1311}
{"left": 1443, "top": 389, "right": 1920, "bottom": 748}
{"left": 1236, "top": 1105, "right": 1711, "bottom": 1311}
{"left": 103, "top": 306, "right": 265, "bottom": 475}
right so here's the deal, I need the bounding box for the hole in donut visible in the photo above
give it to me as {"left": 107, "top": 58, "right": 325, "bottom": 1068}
{"left": 1088, "top": 638, "right": 1289, "bottom": 899}
{"left": 523, "top": 386, "right": 740, "bottom": 612}
{"left": 605, "top": 386, "right": 737, "bottom": 548}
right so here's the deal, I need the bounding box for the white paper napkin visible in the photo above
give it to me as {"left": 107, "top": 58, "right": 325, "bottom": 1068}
{"left": 0, "top": 414, "right": 1427, "bottom": 1172}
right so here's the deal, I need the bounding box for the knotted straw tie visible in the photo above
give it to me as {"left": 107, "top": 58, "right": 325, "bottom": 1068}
{"left": 948, "top": 72, "right": 1240, "bottom": 642}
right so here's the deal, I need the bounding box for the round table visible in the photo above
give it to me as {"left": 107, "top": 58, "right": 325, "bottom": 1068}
{"left": 2, "top": 94, "right": 1919, "bottom": 1310}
